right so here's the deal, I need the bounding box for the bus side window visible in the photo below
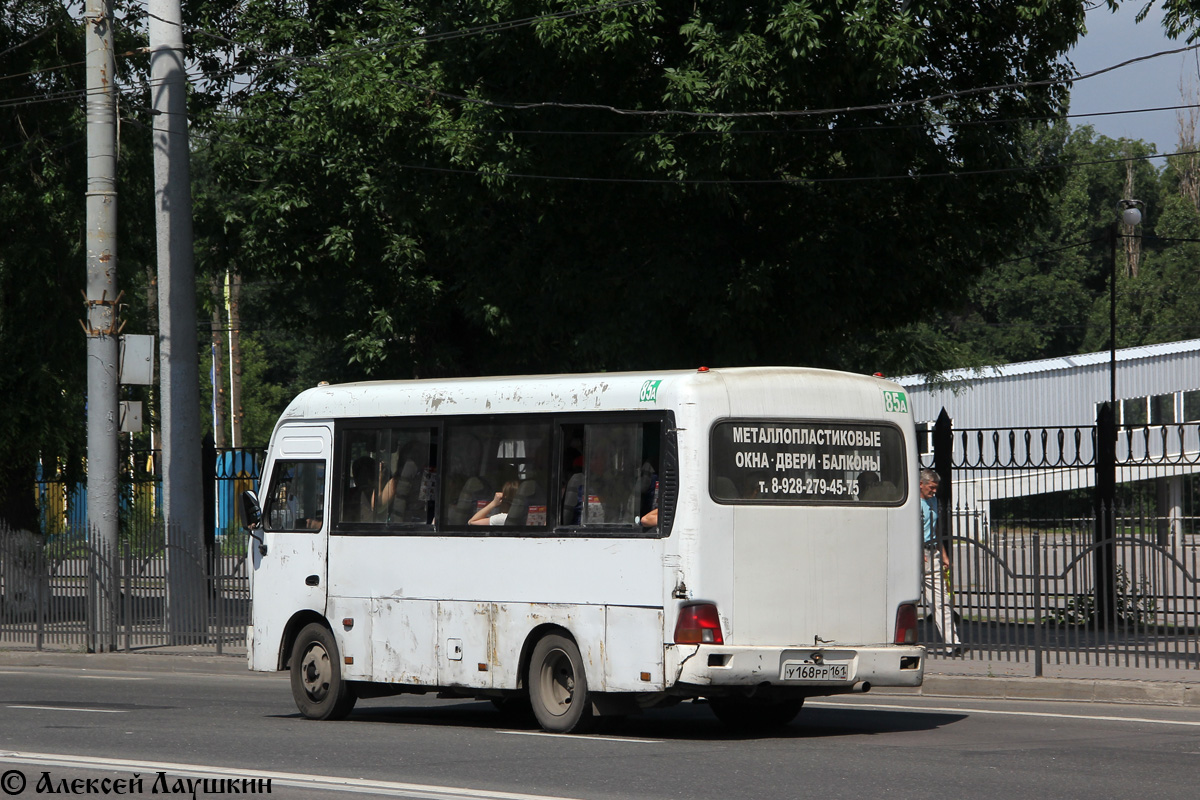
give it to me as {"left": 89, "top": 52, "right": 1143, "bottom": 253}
{"left": 263, "top": 460, "right": 326, "bottom": 532}
{"left": 386, "top": 428, "right": 438, "bottom": 525}
{"left": 561, "top": 421, "right": 660, "bottom": 530}
{"left": 443, "top": 421, "right": 551, "bottom": 529}
{"left": 337, "top": 426, "right": 438, "bottom": 527}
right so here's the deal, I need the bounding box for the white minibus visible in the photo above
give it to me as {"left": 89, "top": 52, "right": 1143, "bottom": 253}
{"left": 241, "top": 367, "right": 925, "bottom": 732}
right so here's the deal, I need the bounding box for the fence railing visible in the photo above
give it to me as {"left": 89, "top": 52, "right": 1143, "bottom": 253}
{"left": 0, "top": 522, "right": 248, "bottom": 653}
{"left": 34, "top": 445, "right": 264, "bottom": 543}
{"left": 930, "top": 518, "right": 1200, "bottom": 674}
{"left": 922, "top": 408, "right": 1200, "bottom": 671}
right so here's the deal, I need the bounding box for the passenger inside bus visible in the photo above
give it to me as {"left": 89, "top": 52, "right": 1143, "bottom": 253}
{"left": 560, "top": 422, "right": 656, "bottom": 527}
{"left": 344, "top": 455, "right": 395, "bottom": 522}
{"left": 468, "top": 480, "right": 520, "bottom": 526}
{"left": 387, "top": 440, "right": 433, "bottom": 524}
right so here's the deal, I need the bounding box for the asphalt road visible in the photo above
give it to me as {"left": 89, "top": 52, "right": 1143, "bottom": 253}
{"left": 1, "top": 665, "right": 1198, "bottom": 800}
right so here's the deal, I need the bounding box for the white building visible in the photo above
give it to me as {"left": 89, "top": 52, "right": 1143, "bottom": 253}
{"left": 896, "top": 338, "right": 1200, "bottom": 430}
{"left": 894, "top": 339, "right": 1200, "bottom": 532}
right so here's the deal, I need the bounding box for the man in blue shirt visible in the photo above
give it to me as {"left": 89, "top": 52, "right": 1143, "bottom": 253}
{"left": 921, "top": 469, "right": 962, "bottom": 654}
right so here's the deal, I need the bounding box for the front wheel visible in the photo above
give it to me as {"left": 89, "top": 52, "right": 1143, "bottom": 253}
{"left": 289, "top": 622, "right": 357, "bottom": 720}
{"left": 708, "top": 696, "right": 803, "bottom": 731}
{"left": 528, "top": 634, "right": 593, "bottom": 733}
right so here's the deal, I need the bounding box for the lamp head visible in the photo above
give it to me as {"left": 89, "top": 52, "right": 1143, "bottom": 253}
{"left": 1119, "top": 199, "right": 1142, "bottom": 227}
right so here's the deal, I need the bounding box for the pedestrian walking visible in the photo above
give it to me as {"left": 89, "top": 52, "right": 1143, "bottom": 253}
{"left": 920, "top": 468, "right": 962, "bottom": 654}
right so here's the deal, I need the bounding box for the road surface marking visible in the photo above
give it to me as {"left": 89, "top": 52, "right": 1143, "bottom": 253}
{"left": 495, "top": 730, "right": 663, "bottom": 743}
{"left": 810, "top": 700, "right": 1200, "bottom": 727}
{"left": 0, "top": 670, "right": 147, "bottom": 681}
{"left": 0, "top": 751, "right": 588, "bottom": 800}
{"left": 6, "top": 706, "right": 128, "bottom": 714}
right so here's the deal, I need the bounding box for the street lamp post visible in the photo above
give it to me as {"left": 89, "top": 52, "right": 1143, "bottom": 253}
{"left": 1111, "top": 199, "right": 1143, "bottom": 407}
{"left": 1098, "top": 198, "right": 1142, "bottom": 628}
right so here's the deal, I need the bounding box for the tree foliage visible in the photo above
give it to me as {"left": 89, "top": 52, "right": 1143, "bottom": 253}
{"left": 1, "top": 1, "right": 91, "bottom": 528}
{"left": 924, "top": 122, "right": 1200, "bottom": 368}
{"left": 9, "top": 1, "right": 1200, "bottom": 538}
{"left": 0, "top": 1, "right": 154, "bottom": 529}
{"left": 188, "top": 0, "right": 1088, "bottom": 381}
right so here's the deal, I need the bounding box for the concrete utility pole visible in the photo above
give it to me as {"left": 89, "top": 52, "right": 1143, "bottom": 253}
{"left": 211, "top": 275, "right": 227, "bottom": 449}
{"left": 227, "top": 271, "right": 244, "bottom": 447}
{"left": 149, "top": 0, "right": 206, "bottom": 640}
{"left": 84, "top": 0, "right": 120, "bottom": 652}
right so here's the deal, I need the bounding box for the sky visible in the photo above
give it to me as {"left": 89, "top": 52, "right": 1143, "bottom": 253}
{"left": 1067, "top": 2, "right": 1199, "bottom": 152}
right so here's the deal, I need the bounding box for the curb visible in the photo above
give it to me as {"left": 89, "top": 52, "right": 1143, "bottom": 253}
{"left": 0, "top": 649, "right": 253, "bottom": 677}
{"left": 2, "top": 649, "right": 1197, "bottom": 706}
{"left": 884, "top": 673, "right": 1200, "bottom": 708}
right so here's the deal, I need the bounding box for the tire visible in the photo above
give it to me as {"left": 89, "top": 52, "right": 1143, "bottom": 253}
{"left": 708, "top": 696, "right": 803, "bottom": 731}
{"left": 527, "top": 634, "right": 594, "bottom": 733}
{"left": 289, "top": 622, "right": 357, "bottom": 720}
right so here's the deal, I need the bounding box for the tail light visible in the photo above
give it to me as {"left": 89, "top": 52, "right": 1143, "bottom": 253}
{"left": 894, "top": 603, "right": 918, "bottom": 644}
{"left": 674, "top": 603, "right": 723, "bottom": 645}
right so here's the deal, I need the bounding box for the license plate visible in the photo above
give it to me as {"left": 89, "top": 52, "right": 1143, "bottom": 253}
{"left": 781, "top": 662, "right": 849, "bottom": 682}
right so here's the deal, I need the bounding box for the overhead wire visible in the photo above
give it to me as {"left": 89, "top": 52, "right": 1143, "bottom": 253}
{"left": 178, "top": 97, "right": 1200, "bottom": 141}
{"left": 75, "top": 0, "right": 1179, "bottom": 128}
{"left": 0, "top": 21, "right": 59, "bottom": 59}
{"left": 7, "top": 5, "right": 1200, "bottom": 186}
{"left": 150, "top": 106, "right": 1200, "bottom": 186}
{"left": 6, "top": 6, "right": 1200, "bottom": 145}
{"left": 181, "top": 24, "right": 1200, "bottom": 121}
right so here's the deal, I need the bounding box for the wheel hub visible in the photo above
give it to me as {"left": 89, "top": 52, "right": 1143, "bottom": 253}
{"left": 300, "top": 643, "right": 331, "bottom": 701}
{"left": 540, "top": 648, "right": 575, "bottom": 716}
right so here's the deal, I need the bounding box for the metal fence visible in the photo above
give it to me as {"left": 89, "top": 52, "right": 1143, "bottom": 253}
{"left": 4, "top": 445, "right": 263, "bottom": 653}
{"left": 34, "top": 445, "right": 265, "bottom": 544}
{"left": 0, "top": 521, "right": 249, "bottom": 653}
{"left": 923, "top": 409, "right": 1200, "bottom": 673}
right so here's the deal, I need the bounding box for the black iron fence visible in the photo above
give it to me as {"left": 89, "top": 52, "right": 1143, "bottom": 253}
{"left": 4, "top": 445, "right": 263, "bottom": 652}
{"left": 34, "top": 445, "right": 265, "bottom": 544}
{"left": 0, "top": 521, "right": 249, "bottom": 653}
{"left": 923, "top": 408, "right": 1200, "bottom": 672}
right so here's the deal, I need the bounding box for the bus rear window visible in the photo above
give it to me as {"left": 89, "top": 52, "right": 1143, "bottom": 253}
{"left": 710, "top": 420, "right": 907, "bottom": 505}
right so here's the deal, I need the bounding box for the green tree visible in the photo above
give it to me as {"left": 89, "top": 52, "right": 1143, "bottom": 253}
{"left": 0, "top": 1, "right": 154, "bottom": 531}
{"left": 933, "top": 126, "right": 1165, "bottom": 365}
{"left": 189, "top": 0, "right": 1088, "bottom": 382}
{"left": 0, "top": 1, "right": 91, "bottom": 530}
{"left": 1100, "top": 189, "right": 1200, "bottom": 346}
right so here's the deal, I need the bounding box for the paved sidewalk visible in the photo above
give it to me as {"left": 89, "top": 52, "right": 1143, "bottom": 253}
{"left": 1, "top": 645, "right": 1197, "bottom": 707}
{"left": 904, "top": 653, "right": 1200, "bottom": 707}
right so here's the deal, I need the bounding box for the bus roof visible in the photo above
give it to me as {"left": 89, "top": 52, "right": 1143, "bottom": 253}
{"left": 275, "top": 367, "right": 904, "bottom": 424}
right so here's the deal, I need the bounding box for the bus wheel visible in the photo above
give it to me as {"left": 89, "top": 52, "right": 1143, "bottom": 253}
{"left": 708, "top": 696, "right": 803, "bottom": 731}
{"left": 528, "top": 634, "right": 594, "bottom": 733}
{"left": 290, "top": 623, "right": 357, "bottom": 720}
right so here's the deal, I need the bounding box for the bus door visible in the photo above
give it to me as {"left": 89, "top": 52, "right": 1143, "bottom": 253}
{"left": 252, "top": 425, "right": 331, "bottom": 670}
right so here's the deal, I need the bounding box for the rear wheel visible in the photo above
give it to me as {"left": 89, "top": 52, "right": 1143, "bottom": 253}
{"left": 708, "top": 696, "right": 803, "bottom": 731}
{"left": 528, "top": 634, "right": 593, "bottom": 733}
{"left": 289, "top": 622, "right": 357, "bottom": 720}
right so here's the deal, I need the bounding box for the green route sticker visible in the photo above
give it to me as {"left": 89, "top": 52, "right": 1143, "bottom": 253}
{"left": 639, "top": 379, "right": 662, "bottom": 402}
{"left": 882, "top": 390, "right": 909, "bottom": 414}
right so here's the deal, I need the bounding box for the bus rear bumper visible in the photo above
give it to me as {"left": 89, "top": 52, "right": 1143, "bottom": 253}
{"left": 666, "top": 644, "right": 925, "bottom": 692}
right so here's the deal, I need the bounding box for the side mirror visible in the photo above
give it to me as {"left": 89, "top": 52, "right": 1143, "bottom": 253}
{"left": 240, "top": 490, "right": 262, "bottom": 530}
{"left": 240, "top": 490, "right": 267, "bottom": 556}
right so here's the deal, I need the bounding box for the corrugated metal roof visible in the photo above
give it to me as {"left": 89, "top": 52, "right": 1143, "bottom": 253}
{"left": 895, "top": 338, "right": 1200, "bottom": 428}
{"left": 896, "top": 338, "right": 1200, "bottom": 386}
